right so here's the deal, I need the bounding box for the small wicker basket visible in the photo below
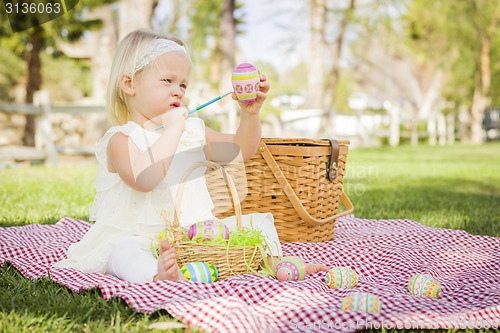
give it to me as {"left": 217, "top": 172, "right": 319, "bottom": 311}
{"left": 161, "top": 160, "right": 265, "bottom": 281}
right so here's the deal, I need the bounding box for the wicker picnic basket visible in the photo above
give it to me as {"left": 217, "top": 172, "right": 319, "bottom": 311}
{"left": 161, "top": 160, "right": 265, "bottom": 281}
{"left": 207, "top": 138, "right": 353, "bottom": 243}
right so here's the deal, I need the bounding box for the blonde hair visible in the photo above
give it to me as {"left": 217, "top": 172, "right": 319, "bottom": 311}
{"left": 106, "top": 29, "right": 187, "bottom": 126}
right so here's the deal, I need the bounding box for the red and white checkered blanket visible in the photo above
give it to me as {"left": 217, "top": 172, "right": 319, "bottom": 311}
{"left": 1, "top": 216, "right": 500, "bottom": 332}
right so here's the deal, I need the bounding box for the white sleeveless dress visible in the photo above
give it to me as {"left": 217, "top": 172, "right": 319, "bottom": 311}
{"left": 54, "top": 117, "right": 281, "bottom": 275}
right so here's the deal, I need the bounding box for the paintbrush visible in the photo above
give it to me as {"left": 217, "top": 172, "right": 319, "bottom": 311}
{"left": 155, "top": 89, "right": 233, "bottom": 131}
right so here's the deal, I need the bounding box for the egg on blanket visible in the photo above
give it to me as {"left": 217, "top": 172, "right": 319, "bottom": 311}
{"left": 341, "top": 292, "right": 381, "bottom": 314}
{"left": 232, "top": 63, "right": 260, "bottom": 104}
{"left": 188, "top": 219, "right": 230, "bottom": 243}
{"left": 325, "top": 267, "right": 359, "bottom": 289}
{"left": 180, "top": 262, "right": 219, "bottom": 283}
{"left": 408, "top": 274, "right": 442, "bottom": 298}
{"left": 276, "top": 257, "right": 306, "bottom": 282}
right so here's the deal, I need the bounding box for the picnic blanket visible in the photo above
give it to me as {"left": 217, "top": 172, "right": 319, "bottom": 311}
{"left": 1, "top": 215, "right": 500, "bottom": 332}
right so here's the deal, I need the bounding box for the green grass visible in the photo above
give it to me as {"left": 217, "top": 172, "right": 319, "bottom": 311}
{"left": 0, "top": 264, "right": 178, "bottom": 332}
{"left": 1, "top": 143, "right": 499, "bottom": 332}
{"left": 344, "top": 143, "right": 500, "bottom": 237}
{"left": 0, "top": 165, "right": 96, "bottom": 226}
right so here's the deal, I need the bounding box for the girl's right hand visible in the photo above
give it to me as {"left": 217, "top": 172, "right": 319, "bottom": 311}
{"left": 161, "top": 107, "right": 188, "bottom": 134}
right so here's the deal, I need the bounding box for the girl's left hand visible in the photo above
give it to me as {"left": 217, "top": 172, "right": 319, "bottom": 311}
{"left": 233, "top": 73, "right": 270, "bottom": 115}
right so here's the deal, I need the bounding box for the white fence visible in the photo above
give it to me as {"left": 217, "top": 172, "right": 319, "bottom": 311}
{"left": 0, "top": 90, "right": 106, "bottom": 166}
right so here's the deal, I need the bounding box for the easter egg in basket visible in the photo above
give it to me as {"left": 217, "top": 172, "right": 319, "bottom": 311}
{"left": 408, "top": 274, "right": 442, "bottom": 298}
{"left": 276, "top": 257, "right": 306, "bottom": 282}
{"left": 325, "top": 267, "right": 359, "bottom": 289}
{"left": 158, "top": 227, "right": 189, "bottom": 243}
{"left": 232, "top": 63, "right": 260, "bottom": 104}
{"left": 187, "top": 219, "right": 230, "bottom": 243}
{"left": 340, "top": 292, "right": 381, "bottom": 314}
{"left": 180, "top": 262, "right": 218, "bottom": 283}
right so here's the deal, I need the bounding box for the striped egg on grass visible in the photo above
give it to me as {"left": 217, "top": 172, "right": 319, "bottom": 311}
{"left": 232, "top": 63, "right": 260, "bottom": 104}
{"left": 180, "top": 262, "right": 219, "bottom": 283}
{"left": 408, "top": 274, "right": 442, "bottom": 298}
{"left": 188, "top": 219, "right": 230, "bottom": 243}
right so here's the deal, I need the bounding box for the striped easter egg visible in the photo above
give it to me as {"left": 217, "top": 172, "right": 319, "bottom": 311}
{"left": 180, "top": 262, "right": 218, "bottom": 283}
{"left": 341, "top": 292, "right": 381, "bottom": 314}
{"left": 325, "top": 267, "right": 359, "bottom": 289}
{"left": 276, "top": 256, "right": 306, "bottom": 281}
{"left": 158, "top": 227, "right": 189, "bottom": 243}
{"left": 408, "top": 274, "right": 442, "bottom": 298}
{"left": 187, "top": 219, "right": 230, "bottom": 243}
{"left": 232, "top": 63, "right": 260, "bottom": 104}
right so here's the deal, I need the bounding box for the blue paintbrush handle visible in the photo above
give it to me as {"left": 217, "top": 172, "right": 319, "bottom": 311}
{"left": 155, "top": 90, "right": 233, "bottom": 131}
{"left": 188, "top": 96, "right": 221, "bottom": 115}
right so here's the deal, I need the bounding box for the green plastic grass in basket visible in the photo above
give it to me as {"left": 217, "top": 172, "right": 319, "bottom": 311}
{"left": 151, "top": 217, "right": 277, "bottom": 277}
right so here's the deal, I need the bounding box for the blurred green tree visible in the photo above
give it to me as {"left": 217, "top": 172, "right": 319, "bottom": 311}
{"left": 0, "top": 0, "right": 117, "bottom": 146}
{"left": 185, "top": 0, "right": 246, "bottom": 131}
{"left": 186, "top": 0, "right": 244, "bottom": 92}
{"left": 406, "top": 0, "right": 500, "bottom": 144}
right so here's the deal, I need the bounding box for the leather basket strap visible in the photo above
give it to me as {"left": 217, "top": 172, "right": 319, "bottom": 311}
{"left": 326, "top": 139, "right": 339, "bottom": 181}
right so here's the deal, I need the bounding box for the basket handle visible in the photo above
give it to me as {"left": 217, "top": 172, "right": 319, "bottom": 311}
{"left": 173, "top": 160, "right": 243, "bottom": 230}
{"left": 258, "top": 141, "right": 354, "bottom": 227}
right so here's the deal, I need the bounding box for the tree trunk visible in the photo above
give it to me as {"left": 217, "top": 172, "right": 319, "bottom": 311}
{"left": 169, "top": 0, "right": 181, "bottom": 33}
{"left": 470, "top": 76, "right": 487, "bottom": 144}
{"left": 427, "top": 113, "right": 437, "bottom": 146}
{"left": 210, "top": 42, "right": 221, "bottom": 91}
{"left": 469, "top": 0, "right": 500, "bottom": 144}
{"left": 90, "top": 4, "right": 118, "bottom": 104}
{"left": 421, "top": 70, "right": 444, "bottom": 146}
{"left": 218, "top": 0, "right": 235, "bottom": 93}
{"left": 437, "top": 112, "right": 447, "bottom": 145}
{"left": 119, "top": 0, "right": 154, "bottom": 39}
{"left": 218, "top": 0, "right": 236, "bottom": 132}
{"left": 23, "top": 25, "right": 43, "bottom": 147}
{"left": 410, "top": 68, "right": 443, "bottom": 146}
{"left": 469, "top": 44, "right": 489, "bottom": 144}
{"left": 388, "top": 104, "right": 400, "bottom": 147}
{"left": 322, "top": 0, "right": 355, "bottom": 112}
{"left": 446, "top": 112, "right": 455, "bottom": 144}
{"left": 410, "top": 115, "right": 418, "bottom": 145}
{"left": 308, "top": 0, "right": 325, "bottom": 109}
{"left": 417, "top": 69, "right": 443, "bottom": 120}
{"left": 318, "top": 0, "right": 355, "bottom": 138}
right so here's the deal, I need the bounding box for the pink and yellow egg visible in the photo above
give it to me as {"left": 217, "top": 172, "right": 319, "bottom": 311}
{"left": 187, "top": 219, "right": 230, "bottom": 243}
{"left": 232, "top": 63, "right": 260, "bottom": 104}
{"left": 276, "top": 257, "right": 306, "bottom": 282}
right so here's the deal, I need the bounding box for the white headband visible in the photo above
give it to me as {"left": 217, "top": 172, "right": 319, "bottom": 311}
{"left": 131, "top": 38, "right": 187, "bottom": 75}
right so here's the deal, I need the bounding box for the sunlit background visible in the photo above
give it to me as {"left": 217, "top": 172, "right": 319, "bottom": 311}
{"left": 1, "top": 0, "right": 499, "bottom": 162}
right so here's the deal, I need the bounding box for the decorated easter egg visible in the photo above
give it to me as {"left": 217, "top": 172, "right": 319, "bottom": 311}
{"left": 325, "top": 267, "right": 359, "bottom": 289}
{"left": 188, "top": 219, "right": 230, "bottom": 243}
{"left": 408, "top": 274, "right": 442, "bottom": 298}
{"left": 341, "top": 292, "right": 381, "bottom": 314}
{"left": 180, "top": 262, "right": 218, "bottom": 283}
{"left": 158, "top": 228, "right": 172, "bottom": 243}
{"left": 276, "top": 256, "right": 306, "bottom": 281}
{"left": 232, "top": 63, "right": 260, "bottom": 104}
{"left": 158, "top": 227, "right": 189, "bottom": 243}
